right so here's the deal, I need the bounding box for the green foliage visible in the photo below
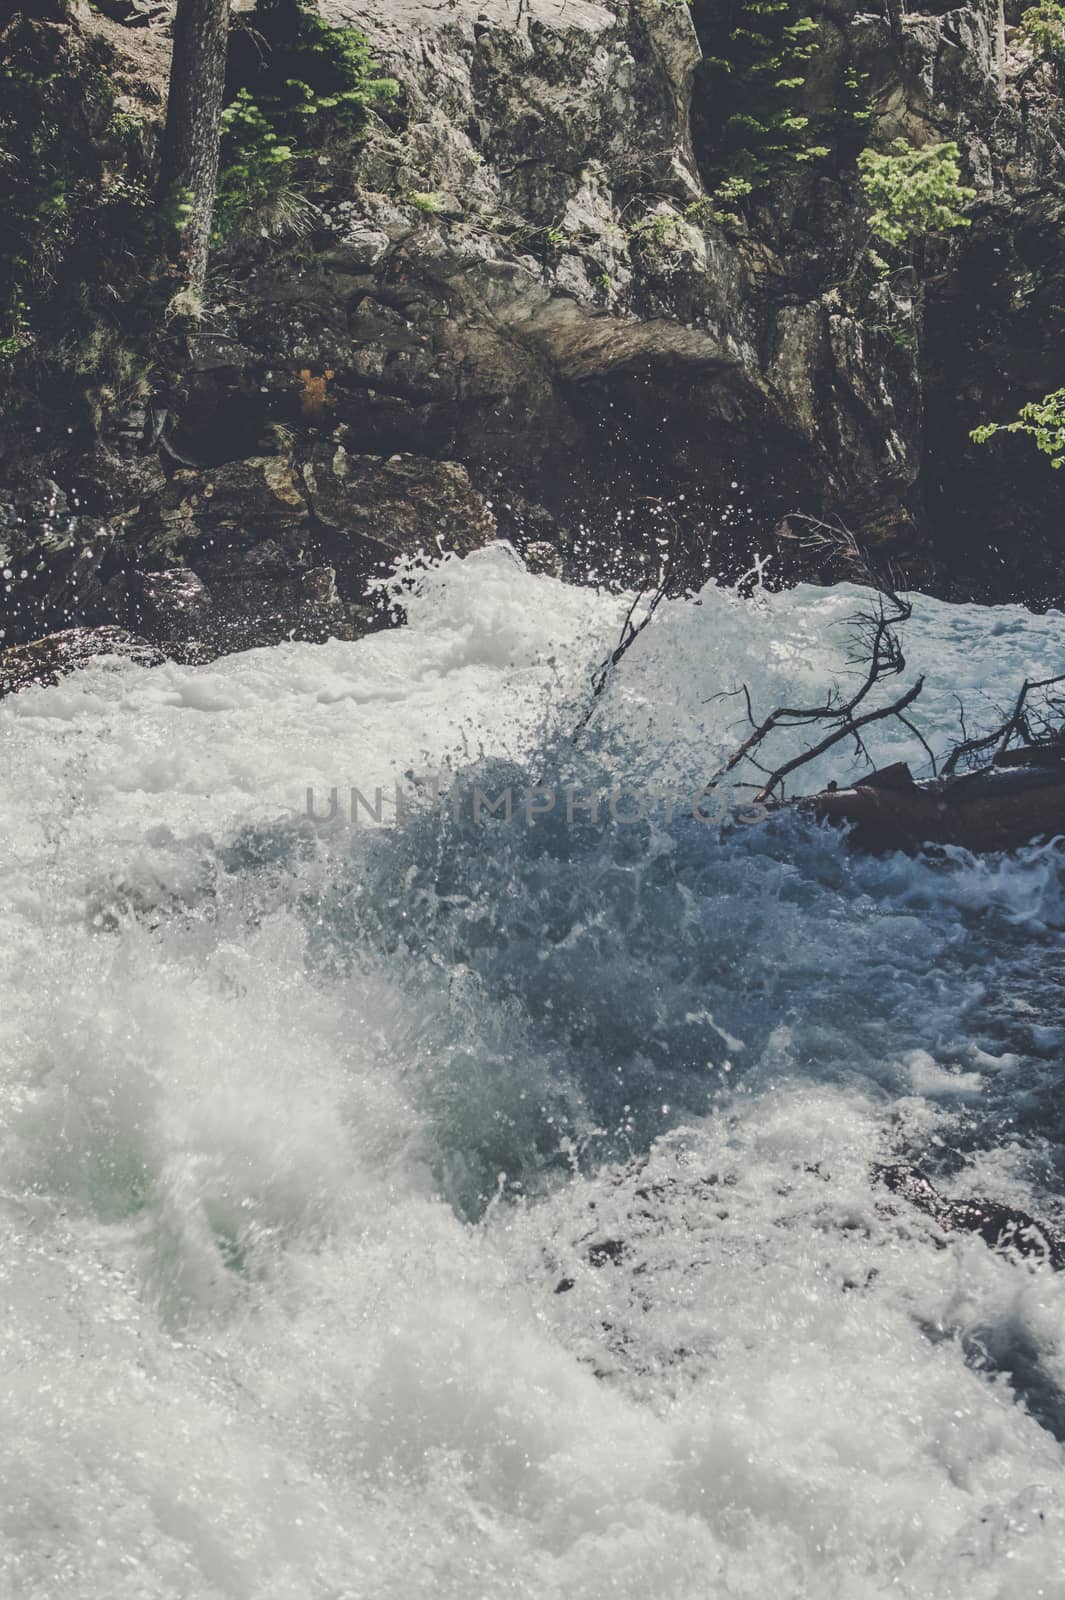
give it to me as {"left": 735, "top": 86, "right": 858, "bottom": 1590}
{"left": 698, "top": 0, "right": 829, "bottom": 194}
{"left": 215, "top": 90, "right": 299, "bottom": 240}
{"left": 971, "top": 389, "right": 1065, "bottom": 467}
{"left": 496, "top": 218, "right": 582, "bottom": 260}
{"left": 1, "top": 26, "right": 104, "bottom": 354}
{"left": 858, "top": 138, "right": 975, "bottom": 251}
{"left": 862, "top": 317, "right": 916, "bottom": 351}
{"left": 0, "top": 3, "right": 397, "bottom": 427}
{"left": 627, "top": 207, "right": 706, "bottom": 274}
{"left": 1018, "top": 1, "right": 1065, "bottom": 62}
{"left": 408, "top": 190, "right": 447, "bottom": 215}
{"left": 866, "top": 246, "right": 890, "bottom": 279}
{"left": 630, "top": 212, "right": 682, "bottom": 248}
{"left": 216, "top": 0, "right": 398, "bottom": 243}
{"left": 837, "top": 66, "right": 872, "bottom": 132}
{"left": 244, "top": 0, "right": 398, "bottom": 137}
{"left": 687, "top": 177, "right": 753, "bottom": 230}
{"left": 70, "top": 322, "right": 153, "bottom": 429}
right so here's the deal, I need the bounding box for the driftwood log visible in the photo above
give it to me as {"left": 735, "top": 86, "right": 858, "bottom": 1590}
{"left": 798, "top": 754, "right": 1065, "bottom": 853}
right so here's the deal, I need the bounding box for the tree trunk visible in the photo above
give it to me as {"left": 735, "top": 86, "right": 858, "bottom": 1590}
{"left": 885, "top": 0, "right": 904, "bottom": 47}
{"left": 160, "top": 0, "right": 231, "bottom": 299}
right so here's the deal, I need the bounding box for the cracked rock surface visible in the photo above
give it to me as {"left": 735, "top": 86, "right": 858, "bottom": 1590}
{"left": 3, "top": 0, "right": 1065, "bottom": 688}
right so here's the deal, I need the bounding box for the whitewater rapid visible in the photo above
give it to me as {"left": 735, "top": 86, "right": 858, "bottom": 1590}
{"left": 2, "top": 547, "right": 1065, "bottom": 1598}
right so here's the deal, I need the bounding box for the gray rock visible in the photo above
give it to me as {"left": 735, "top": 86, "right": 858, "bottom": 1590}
{"left": 522, "top": 540, "right": 563, "bottom": 577}
{"left": 301, "top": 443, "right": 497, "bottom": 564}
{"left": 138, "top": 455, "right": 310, "bottom": 561}
{"left": 0, "top": 627, "right": 164, "bottom": 698}
{"left": 64, "top": 446, "right": 167, "bottom": 517}
{"left": 203, "top": 549, "right": 350, "bottom": 651}
{"left": 6, "top": 0, "right": 1065, "bottom": 635}
{"left": 322, "top": 223, "right": 393, "bottom": 269}
{"left": 131, "top": 568, "right": 213, "bottom": 641}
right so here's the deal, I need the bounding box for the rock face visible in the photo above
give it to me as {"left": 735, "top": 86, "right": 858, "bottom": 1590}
{"left": 2, "top": 0, "right": 1065, "bottom": 684}
{"left": 241, "top": 0, "right": 1063, "bottom": 595}
{"left": 0, "top": 440, "right": 497, "bottom": 669}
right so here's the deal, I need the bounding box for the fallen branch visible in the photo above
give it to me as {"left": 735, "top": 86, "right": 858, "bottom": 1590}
{"left": 775, "top": 511, "right": 907, "bottom": 595}
{"left": 704, "top": 582, "right": 923, "bottom": 801}
{"left": 571, "top": 578, "right": 668, "bottom": 736}
{"left": 941, "top": 673, "right": 1065, "bottom": 776}
{"left": 572, "top": 497, "right": 684, "bottom": 735}
{"left": 749, "top": 675, "right": 925, "bottom": 802}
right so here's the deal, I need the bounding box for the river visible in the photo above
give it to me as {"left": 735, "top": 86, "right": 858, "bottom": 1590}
{"left": 2, "top": 546, "right": 1064, "bottom": 1597}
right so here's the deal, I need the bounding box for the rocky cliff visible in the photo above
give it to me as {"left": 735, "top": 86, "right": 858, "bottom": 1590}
{"left": 2, "top": 0, "right": 1065, "bottom": 682}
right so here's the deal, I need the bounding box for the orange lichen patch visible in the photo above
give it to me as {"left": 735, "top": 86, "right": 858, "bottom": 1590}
{"left": 299, "top": 369, "right": 335, "bottom": 418}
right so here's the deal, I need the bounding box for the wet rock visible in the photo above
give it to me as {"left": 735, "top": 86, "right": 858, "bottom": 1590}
{"left": 0, "top": 627, "right": 164, "bottom": 697}
{"left": 63, "top": 445, "right": 167, "bottom": 517}
{"left": 203, "top": 544, "right": 350, "bottom": 651}
{"left": 873, "top": 1163, "right": 1065, "bottom": 1269}
{"left": 586, "top": 1239, "right": 627, "bottom": 1268}
{"left": 130, "top": 568, "right": 213, "bottom": 642}
{"left": 522, "top": 540, "right": 563, "bottom": 577}
{"left": 2, "top": 475, "right": 72, "bottom": 526}
{"left": 0, "top": 476, "right": 122, "bottom": 645}
{"left": 301, "top": 444, "right": 498, "bottom": 578}
{"left": 0, "top": 435, "right": 502, "bottom": 662}
{"left": 138, "top": 455, "right": 310, "bottom": 563}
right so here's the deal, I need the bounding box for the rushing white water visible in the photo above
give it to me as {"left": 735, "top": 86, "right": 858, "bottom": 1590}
{"left": 2, "top": 546, "right": 1065, "bottom": 1598}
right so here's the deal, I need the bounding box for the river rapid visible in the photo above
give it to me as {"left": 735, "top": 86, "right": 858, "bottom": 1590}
{"left": 2, "top": 547, "right": 1065, "bottom": 1598}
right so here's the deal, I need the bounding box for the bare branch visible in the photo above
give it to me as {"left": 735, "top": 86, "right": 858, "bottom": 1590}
{"left": 572, "top": 497, "right": 683, "bottom": 736}
{"left": 941, "top": 673, "right": 1065, "bottom": 776}
{"left": 702, "top": 517, "right": 931, "bottom": 801}
{"left": 572, "top": 578, "right": 669, "bottom": 735}
{"left": 704, "top": 587, "right": 918, "bottom": 796}
{"left": 751, "top": 677, "right": 926, "bottom": 802}
{"left": 896, "top": 714, "right": 939, "bottom": 775}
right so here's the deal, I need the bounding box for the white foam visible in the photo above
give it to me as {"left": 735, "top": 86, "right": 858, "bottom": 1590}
{"left": 2, "top": 551, "right": 1065, "bottom": 1596}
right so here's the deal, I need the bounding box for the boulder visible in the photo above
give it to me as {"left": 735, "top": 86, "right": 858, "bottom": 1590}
{"left": 0, "top": 627, "right": 164, "bottom": 697}
{"left": 301, "top": 444, "right": 497, "bottom": 575}
{"left": 139, "top": 455, "right": 310, "bottom": 563}
{"left": 63, "top": 445, "right": 167, "bottom": 517}
{"left": 130, "top": 567, "right": 214, "bottom": 643}
{"left": 874, "top": 1163, "right": 1065, "bottom": 1269}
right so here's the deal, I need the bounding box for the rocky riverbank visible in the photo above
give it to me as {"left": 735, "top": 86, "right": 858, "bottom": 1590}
{"left": 2, "top": 0, "right": 1065, "bottom": 690}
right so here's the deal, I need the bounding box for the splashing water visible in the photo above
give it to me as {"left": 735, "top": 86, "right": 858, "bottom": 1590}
{"left": 2, "top": 546, "right": 1065, "bottom": 1598}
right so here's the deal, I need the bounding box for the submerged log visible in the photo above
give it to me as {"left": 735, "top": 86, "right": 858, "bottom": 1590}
{"left": 797, "top": 757, "right": 1065, "bottom": 853}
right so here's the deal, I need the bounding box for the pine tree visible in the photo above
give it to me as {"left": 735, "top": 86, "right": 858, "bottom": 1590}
{"left": 160, "top": 0, "right": 231, "bottom": 297}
